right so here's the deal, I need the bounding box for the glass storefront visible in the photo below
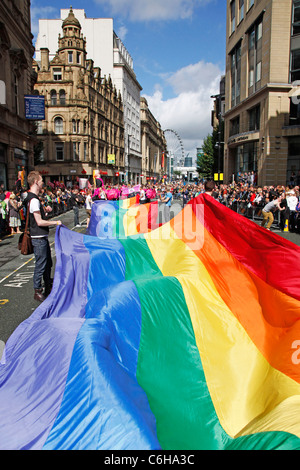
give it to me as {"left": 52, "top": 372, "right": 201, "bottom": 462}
{"left": 287, "top": 137, "right": 300, "bottom": 184}
{"left": 0, "top": 144, "right": 7, "bottom": 189}
{"left": 235, "top": 141, "right": 258, "bottom": 173}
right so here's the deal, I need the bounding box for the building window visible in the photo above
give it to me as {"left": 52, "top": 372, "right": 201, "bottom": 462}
{"left": 291, "top": 48, "right": 300, "bottom": 82}
{"left": 36, "top": 121, "right": 43, "bottom": 134}
{"left": 77, "top": 52, "right": 81, "bottom": 64}
{"left": 239, "top": 0, "right": 244, "bottom": 22}
{"left": 55, "top": 143, "right": 64, "bottom": 161}
{"left": 248, "top": 19, "right": 262, "bottom": 95}
{"left": 73, "top": 142, "right": 79, "bottom": 161}
{"left": 287, "top": 137, "right": 300, "bottom": 183}
{"left": 53, "top": 68, "right": 62, "bottom": 81}
{"left": 50, "top": 90, "right": 57, "bottom": 105}
{"left": 248, "top": 0, "right": 254, "bottom": 9}
{"left": 289, "top": 98, "right": 300, "bottom": 125}
{"left": 230, "top": 43, "right": 241, "bottom": 107}
{"left": 236, "top": 142, "right": 258, "bottom": 173}
{"left": 0, "top": 80, "right": 6, "bottom": 105}
{"left": 248, "top": 104, "right": 260, "bottom": 131}
{"left": 72, "top": 119, "right": 80, "bottom": 133}
{"left": 54, "top": 117, "right": 63, "bottom": 134}
{"left": 59, "top": 90, "right": 66, "bottom": 105}
{"left": 83, "top": 120, "right": 87, "bottom": 134}
{"left": 13, "top": 74, "right": 19, "bottom": 114}
{"left": 292, "top": 0, "right": 300, "bottom": 35}
{"left": 84, "top": 142, "right": 87, "bottom": 161}
{"left": 230, "top": 116, "right": 240, "bottom": 136}
{"left": 230, "top": 0, "right": 236, "bottom": 34}
{"left": 68, "top": 51, "right": 73, "bottom": 63}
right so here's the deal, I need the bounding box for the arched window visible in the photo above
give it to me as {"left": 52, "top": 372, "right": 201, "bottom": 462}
{"left": 54, "top": 117, "right": 63, "bottom": 134}
{"left": 59, "top": 90, "right": 66, "bottom": 105}
{"left": 0, "top": 80, "right": 6, "bottom": 105}
{"left": 50, "top": 90, "right": 57, "bottom": 105}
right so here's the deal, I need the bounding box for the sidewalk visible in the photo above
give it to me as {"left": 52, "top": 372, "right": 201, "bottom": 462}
{"left": 0, "top": 208, "right": 88, "bottom": 268}
{"left": 0, "top": 205, "right": 299, "bottom": 268}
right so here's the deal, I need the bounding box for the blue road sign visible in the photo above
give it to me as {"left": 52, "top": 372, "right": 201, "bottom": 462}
{"left": 24, "top": 95, "right": 45, "bottom": 120}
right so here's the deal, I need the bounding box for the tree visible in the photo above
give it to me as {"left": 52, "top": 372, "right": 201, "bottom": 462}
{"left": 196, "top": 134, "right": 214, "bottom": 179}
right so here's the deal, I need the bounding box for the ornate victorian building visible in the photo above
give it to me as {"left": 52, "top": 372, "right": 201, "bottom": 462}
{"left": 224, "top": 0, "right": 300, "bottom": 186}
{"left": 140, "top": 97, "right": 167, "bottom": 183}
{"left": 0, "top": 0, "right": 36, "bottom": 190}
{"left": 33, "top": 8, "right": 125, "bottom": 186}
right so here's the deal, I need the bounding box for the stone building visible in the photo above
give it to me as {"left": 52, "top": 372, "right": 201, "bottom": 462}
{"left": 224, "top": 0, "right": 300, "bottom": 186}
{"left": 32, "top": 8, "right": 124, "bottom": 186}
{"left": 0, "top": 0, "right": 36, "bottom": 190}
{"left": 35, "top": 8, "right": 142, "bottom": 184}
{"left": 140, "top": 97, "right": 167, "bottom": 184}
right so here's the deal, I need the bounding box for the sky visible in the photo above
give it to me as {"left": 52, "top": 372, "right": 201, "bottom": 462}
{"left": 30, "top": 0, "right": 227, "bottom": 161}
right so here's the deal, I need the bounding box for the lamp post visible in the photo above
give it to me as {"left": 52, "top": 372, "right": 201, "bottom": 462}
{"left": 127, "top": 134, "right": 132, "bottom": 184}
{"left": 210, "top": 93, "right": 223, "bottom": 182}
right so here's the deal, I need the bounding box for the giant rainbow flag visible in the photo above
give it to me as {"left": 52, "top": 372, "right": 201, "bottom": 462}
{"left": 0, "top": 194, "right": 300, "bottom": 450}
{"left": 88, "top": 196, "right": 159, "bottom": 238}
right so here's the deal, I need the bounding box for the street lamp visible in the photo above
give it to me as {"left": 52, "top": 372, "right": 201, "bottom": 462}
{"left": 127, "top": 134, "right": 132, "bottom": 183}
{"left": 210, "top": 93, "right": 223, "bottom": 182}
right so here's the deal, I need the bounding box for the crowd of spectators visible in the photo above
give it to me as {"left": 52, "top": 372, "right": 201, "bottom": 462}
{"left": 167, "top": 180, "right": 300, "bottom": 233}
{"left": 0, "top": 183, "right": 79, "bottom": 241}
{"left": 0, "top": 174, "right": 300, "bottom": 241}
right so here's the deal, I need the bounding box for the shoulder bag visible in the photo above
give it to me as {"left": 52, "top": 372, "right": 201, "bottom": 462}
{"left": 18, "top": 201, "right": 34, "bottom": 255}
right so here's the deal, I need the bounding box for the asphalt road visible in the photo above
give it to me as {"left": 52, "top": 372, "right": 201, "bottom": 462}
{"left": 0, "top": 202, "right": 299, "bottom": 360}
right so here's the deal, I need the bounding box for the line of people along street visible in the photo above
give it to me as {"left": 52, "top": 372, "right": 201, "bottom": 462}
{"left": 1, "top": 177, "right": 300, "bottom": 241}
{"left": 0, "top": 173, "right": 300, "bottom": 303}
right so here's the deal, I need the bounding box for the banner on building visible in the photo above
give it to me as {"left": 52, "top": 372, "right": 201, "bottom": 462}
{"left": 24, "top": 95, "right": 45, "bottom": 120}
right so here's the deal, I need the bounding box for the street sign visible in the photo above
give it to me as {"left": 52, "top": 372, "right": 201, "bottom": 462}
{"left": 107, "top": 154, "right": 115, "bottom": 164}
{"left": 24, "top": 95, "right": 45, "bottom": 120}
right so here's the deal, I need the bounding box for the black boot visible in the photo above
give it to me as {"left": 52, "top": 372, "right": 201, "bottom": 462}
{"left": 34, "top": 288, "right": 45, "bottom": 302}
{"left": 44, "top": 279, "right": 53, "bottom": 297}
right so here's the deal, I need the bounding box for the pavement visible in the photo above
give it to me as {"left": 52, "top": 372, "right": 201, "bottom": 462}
{"left": 0, "top": 203, "right": 299, "bottom": 360}
{"left": 0, "top": 207, "right": 88, "bottom": 356}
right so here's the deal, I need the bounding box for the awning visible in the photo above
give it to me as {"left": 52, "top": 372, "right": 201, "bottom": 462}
{"left": 288, "top": 86, "right": 300, "bottom": 101}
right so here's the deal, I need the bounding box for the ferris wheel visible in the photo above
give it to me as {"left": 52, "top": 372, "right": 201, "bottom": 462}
{"left": 164, "top": 129, "right": 185, "bottom": 167}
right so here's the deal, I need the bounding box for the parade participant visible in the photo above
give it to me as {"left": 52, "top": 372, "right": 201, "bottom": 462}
{"left": 161, "top": 185, "right": 173, "bottom": 222}
{"left": 71, "top": 188, "right": 81, "bottom": 227}
{"left": 204, "top": 180, "right": 215, "bottom": 195}
{"left": 25, "top": 171, "right": 62, "bottom": 302}
{"left": 182, "top": 187, "right": 190, "bottom": 207}
{"left": 85, "top": 189, "right": 93, "bottom": 227}
{"left": 261, "top": 194, "right": 285, "bottom": 230}
{"left": 140, "top": 185, "right": 147, "bottom": 204}
{"left": 92, "top": 176, "right": 104, "bottom": 200}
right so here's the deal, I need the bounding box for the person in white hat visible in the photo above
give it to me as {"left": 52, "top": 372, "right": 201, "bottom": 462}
{"left": 286, "top": 190, "right": 299, "bottom": 232}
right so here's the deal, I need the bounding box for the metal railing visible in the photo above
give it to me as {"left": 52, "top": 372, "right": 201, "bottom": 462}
{"left": 228, "top": 200, "right": 281, "bottom": 228}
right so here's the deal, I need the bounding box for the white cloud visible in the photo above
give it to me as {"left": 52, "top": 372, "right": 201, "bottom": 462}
{"left": 94, "top": 0, "right": 212, "bottom": 22}
{"left": 144, "top": 61, "right": 222, "bottom": 157}
{"left": 117, "top": 25, "right": 128, "bottom": 41}
{"left": 31, "top": 4, "right": 57, "bottom": 36}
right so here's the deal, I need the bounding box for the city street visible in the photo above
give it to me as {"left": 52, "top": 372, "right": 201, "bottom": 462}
{"left": 0, "top": 207, "right": 87, "bottom": 356}
{"left": 0, "top": 202, "right": 299, "bottom": 361}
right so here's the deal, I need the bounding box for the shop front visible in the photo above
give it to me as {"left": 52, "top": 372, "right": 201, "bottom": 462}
{"left": 0, "top": 143, "right": 7, "bottom": 189}
{"left": 227, "top": 133, "right": 259, "bottom": 183}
